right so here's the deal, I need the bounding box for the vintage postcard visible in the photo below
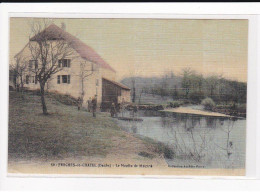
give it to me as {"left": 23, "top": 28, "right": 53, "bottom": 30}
{"left": 8, "top": 17, "right": 248, "bottom": 176}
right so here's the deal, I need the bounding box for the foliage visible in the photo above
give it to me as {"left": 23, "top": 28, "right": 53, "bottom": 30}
{"left": 154, "top": 142, "right": 175, "bottom": 159}
{"left": 189, "top": 91, "right": 205, "bottom": 103}
{"left": 168, "top": 101, "right": 185, "bottom": 108}
{"left": 162, "top": 145, "right": 175, "bottom": 159}
{"left": 201, "top": 97, "right": 216, "bottom": 111}
{"left": 138, "top": 151, "right": 155, "bottom": 159}
{"left": 140, "top": 68, "right": 247, "bottom": 106}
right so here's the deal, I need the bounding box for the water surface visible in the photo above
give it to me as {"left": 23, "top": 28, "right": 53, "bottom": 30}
{"left": 116, "top": 109, "right": 246, "bottom": 169}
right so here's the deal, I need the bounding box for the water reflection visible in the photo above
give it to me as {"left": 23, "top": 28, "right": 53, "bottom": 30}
{"left": 116, "top": 110, "right": 246, "bottom": 169}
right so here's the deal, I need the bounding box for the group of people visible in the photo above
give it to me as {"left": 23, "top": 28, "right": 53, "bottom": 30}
{"left": 77, "top": 96, "right": 125, "bottom": 118}
{"left": 77, "top": 95, "right": 97, "bottom": 117}
{"left": 110, "top": 101, "right": 121, "bottom": 118}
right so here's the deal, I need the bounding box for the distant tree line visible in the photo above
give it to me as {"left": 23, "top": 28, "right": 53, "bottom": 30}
{"left": 144, "top": 68, "right": 247, "bottom": 105}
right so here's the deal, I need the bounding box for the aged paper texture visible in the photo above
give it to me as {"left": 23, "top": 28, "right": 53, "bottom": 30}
{"left": 8, "top": 18, "right": 248, "bottom": 176}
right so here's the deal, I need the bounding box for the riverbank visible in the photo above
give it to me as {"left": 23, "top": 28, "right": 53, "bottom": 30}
{"left": 8, "top": 91, "right": 167, "bottom": 173}
{"left": 212, "top": 104, "right": 246, "bottom": 118}
{"left": 126, "top": 101, "right": 246, "bottom": 118}
{"left": 160, "top": 106, "right": 233, "bottom": 118}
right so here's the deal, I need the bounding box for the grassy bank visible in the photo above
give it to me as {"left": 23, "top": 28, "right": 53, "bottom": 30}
{"left": 8, "top": 91, "right": 167, "bottom": 163}
{"left": 213, "top": 103, "right": 246, "bottom": 118}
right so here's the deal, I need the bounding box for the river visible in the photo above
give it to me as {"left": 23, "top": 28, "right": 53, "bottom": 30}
{"left": 115, "top": 108, "right": 246, "bottom": 169}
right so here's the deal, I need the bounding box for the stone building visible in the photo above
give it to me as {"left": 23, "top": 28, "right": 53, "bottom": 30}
{"left": 14, "top": 24, "right": 131, "bottom": 108}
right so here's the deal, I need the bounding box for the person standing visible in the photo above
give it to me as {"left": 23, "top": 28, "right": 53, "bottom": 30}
{"left": 77, "top": 96, "right": 83, "bottom": 111}
{"left": 87, "top": 97, "right": 92, "bottom": 112}
{"left": 110, "top": 102, "right": 116, "bottom": 117}
{"left": 116, "top": 102, "right": 121, "bottom": 117}
{"left": 92, "top": 95, "right": 97, "bottom": 117}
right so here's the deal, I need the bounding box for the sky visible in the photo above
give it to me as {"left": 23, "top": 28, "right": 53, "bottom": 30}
{"left": 9, "top": 18, "right": 248, "bottom": 82}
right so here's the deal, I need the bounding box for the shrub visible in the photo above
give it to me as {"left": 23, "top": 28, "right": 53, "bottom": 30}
{"left": 173, "top": 102, "right": 180, "bottom": 108}
{"left": 156, "top": 142, "right": 175, "bottom": 159}
{"left": 201, "top": 97, "right": 215, "bottom": 111}
{"left": 189, "top": 91, "right": 205, "bottom": 104}
{"left": 169, "top": 101, "right": 180, "bottom": 108}
{"left": 163, "top": 146, "right": 175, "bottom": 159}
{"left": 47, "top": 92, "right": 78, "bottom": 106}
{"left": 138, "top": 151, "right": 155, "bottom": 159}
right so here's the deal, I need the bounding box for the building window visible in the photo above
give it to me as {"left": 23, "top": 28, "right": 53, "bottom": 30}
{"left": 26, "top": 75, "right": 29, "bottom": 84}
{"left": 58, "top": 59, "right": 71, "bottom": 68}
{"left": 61, "top": 75, "right": 70, "bottom": 84}
{"left": 31, "top": 76, "right": 35, "bottom": 83}
{"left": 62, "top": 75, "right": 67, "bottom": 83}
{"left": 29, "top": 60, "right": 38, "bottom": 71}
{"left": 57, "top": 75, "right": 60, "bottom": 84}
{"left": 25, "top": 75, "right": 37, "bottom": 84}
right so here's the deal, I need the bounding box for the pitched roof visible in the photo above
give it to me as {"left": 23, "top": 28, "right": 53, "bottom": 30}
{"left": 102, "top": 77, "right": 131, "bottom": 90}
{"left": 29, "top": 24, "right": 116, "bottom": 72}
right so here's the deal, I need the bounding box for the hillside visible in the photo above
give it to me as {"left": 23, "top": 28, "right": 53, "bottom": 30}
{"left": 8, "top": 91, "right": 167, "bottom": 173}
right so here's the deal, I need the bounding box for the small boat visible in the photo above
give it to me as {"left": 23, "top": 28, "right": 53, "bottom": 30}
{"left": 117, "top": 117, "right": 143, "bottom": 122}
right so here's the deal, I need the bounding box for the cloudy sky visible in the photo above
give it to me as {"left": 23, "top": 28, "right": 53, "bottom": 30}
{"left": 10, "top": 18, "right": 248, "bottom": 82}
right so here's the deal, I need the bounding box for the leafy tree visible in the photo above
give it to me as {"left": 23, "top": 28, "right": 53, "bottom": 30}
{"left": 181, "top": 68, "right": 193, "bottom": 98}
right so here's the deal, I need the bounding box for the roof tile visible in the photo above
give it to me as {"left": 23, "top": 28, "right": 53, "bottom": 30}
{"left": 30, "top": 24, "right": 116, "bottom": 72}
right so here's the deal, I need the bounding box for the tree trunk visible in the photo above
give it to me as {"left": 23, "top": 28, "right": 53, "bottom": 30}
{"left": 40, "top": 82, "right": 48, "bottom": 115}
{"left": 20, "top": 75, "right": 23, "bottom": 92}
{"left": 132, "top": 79, "right": 136, "bottom": 103}
{"left": 132, "top": 87, "right": 136, "bottom": 103}
{"left": 138, "top": 90, "right": 143, "bottom": 104}
{"left": 81, "top": 78, "right": 84, "bottom": 97}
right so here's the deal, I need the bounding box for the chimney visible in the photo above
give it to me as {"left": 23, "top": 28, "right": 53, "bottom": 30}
{"left": 61, "top": 22, "right": 66, "bottom": 31}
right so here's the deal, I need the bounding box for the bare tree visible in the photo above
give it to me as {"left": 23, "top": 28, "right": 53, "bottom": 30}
{"left": 138, "top": 88, "right": 144, "bottom": 104}
{"left": 168, "top": 118, "right": 211, "bottom": 162}
{"left": 131, "top": 79, "right": 136, "bottom": 103}
{"left": 75, "top": 60, "right": 95, "bottom": 99}
{"left": 171, "top": 128, "right": 210, "bottom": 162}
{"left": 215, "top": 118, "right": 235, "bottom": 159}
{"left": 28, "top": 19, "right": 74, "bottom": 114}
{"left": 10, "top": 54, "right": 28, "bottom": 91}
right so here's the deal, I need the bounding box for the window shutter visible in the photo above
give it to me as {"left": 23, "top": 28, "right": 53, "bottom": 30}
{"left": 63, "top": 59, "right": 66, "bottom": 67}
{"left": 26, "top": 75, "right": 29, "bottom": 84}
{"left": 57, "top": 75, "right": 60, "bottom": 84}
{"left": 68, "top": 59, "right": 71, "bottom": 68}
{"left": 58, "top": 60, "right": 61, "bottom": 68}
{"left": 68, "top": 75, "right": 70, "bottom": 84}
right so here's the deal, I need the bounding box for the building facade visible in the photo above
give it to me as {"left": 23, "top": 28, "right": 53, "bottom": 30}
{"left": 14, "top": 24, "right": 131, "bottom": 108}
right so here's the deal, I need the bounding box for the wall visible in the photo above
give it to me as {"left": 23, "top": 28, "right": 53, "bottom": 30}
{"left": 14, "top": 40, "right": 116, "bottom": 109}
{"left": 119, "top": 89, "right": 131, "bottom": 103}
